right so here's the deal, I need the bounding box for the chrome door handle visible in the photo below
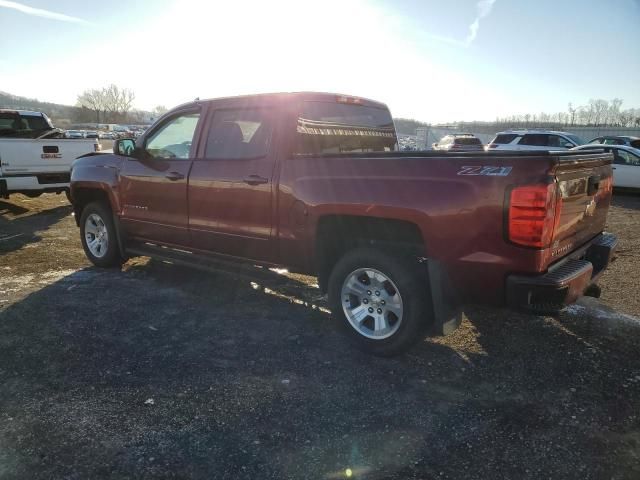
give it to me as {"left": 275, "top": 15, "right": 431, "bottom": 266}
{"left": 165, "top": 171, "right": 185, "bottom": 181}
{"left": 243, "top": 175, "right": 268, "bottom": 186}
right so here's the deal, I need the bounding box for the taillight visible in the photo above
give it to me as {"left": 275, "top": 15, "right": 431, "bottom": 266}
{"left": 599, "top": 175, "right": 613, "bottom": 195}
{"left": 508, "top": 183, "right": 560, "bottom": 248}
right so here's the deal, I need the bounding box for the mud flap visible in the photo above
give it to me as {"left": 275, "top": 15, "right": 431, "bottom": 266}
{"left": 421, "top": 257, "right": 463, "bottom": 335}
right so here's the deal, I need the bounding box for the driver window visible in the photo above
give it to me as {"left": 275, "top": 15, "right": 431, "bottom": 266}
{"left": 145, "top": 112, "right": 200, "bottom": 159}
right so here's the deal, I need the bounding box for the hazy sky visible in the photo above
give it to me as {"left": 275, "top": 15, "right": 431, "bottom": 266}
{"left": 0, "top": 0, "right": 639, "bottom": 122}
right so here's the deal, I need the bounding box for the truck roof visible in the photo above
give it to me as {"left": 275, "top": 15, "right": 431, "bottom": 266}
{"left": 0, "top": 109, "right": 46, "bottom": 117}
{"left": 173, "top": 92, "right": 389, "bottom": 111}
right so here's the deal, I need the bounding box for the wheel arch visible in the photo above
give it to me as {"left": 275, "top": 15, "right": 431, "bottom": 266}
{"left": 314, "top": 214, "right": 427, "bottom": 294}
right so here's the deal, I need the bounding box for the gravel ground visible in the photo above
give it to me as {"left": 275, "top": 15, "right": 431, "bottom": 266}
{"left": 1, "top": 193, "right": 640, "bottom": 480}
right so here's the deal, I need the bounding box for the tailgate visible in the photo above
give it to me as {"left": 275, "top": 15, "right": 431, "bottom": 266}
{"left": 549, "top": 152, "right": 613, "bottom": 260}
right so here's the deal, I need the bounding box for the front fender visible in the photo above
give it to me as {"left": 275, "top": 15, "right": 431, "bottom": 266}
{"left": 70, "top": 154, "right": 123, "bottom": 213}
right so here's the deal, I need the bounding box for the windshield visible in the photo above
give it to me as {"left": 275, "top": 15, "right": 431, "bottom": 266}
{"left": 566, "top": 134, "right": 585, "bottom": 145}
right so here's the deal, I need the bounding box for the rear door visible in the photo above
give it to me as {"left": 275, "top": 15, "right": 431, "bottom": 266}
{"left": 118, "top": 109, "right": 200, "bottom": 246}
{"left": 188, "top": 104, "right": 277, "bottom": 261}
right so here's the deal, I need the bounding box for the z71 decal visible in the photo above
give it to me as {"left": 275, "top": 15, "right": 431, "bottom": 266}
{"left": 457, "top": 166, "right": 513, "bottom": 176}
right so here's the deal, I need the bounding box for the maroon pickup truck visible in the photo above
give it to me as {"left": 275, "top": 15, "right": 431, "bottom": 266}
{"left": 70, "top": 92, "right": 617, "bottom": 355}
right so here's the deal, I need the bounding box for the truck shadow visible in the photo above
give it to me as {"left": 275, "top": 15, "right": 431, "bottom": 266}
{"left": 1, "top": 264, "right": 638, "bottom": 478}
{"left": 0, "top": 200, "right": 72, "bottom": 255}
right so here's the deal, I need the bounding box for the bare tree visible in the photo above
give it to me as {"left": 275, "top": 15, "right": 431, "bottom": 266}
{"left": 76, "top": 88, "right": 106, "bottom": 123}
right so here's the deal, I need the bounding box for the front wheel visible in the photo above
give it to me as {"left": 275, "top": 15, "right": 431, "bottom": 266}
{"left": 328, "top": 247, "right": 433, "bottom": 356}
{"left": 79, "top": 202, "right": 122, "bottom": 268}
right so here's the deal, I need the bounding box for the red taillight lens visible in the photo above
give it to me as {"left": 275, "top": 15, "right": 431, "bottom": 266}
{"left": 508, "top": 183, "right": 559, "bottom": 248}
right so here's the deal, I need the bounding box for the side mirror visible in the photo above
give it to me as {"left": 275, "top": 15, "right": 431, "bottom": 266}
{"left": 432, "top": 143, "right": 438, "bottom": 148}
{"left": 114, "top": 138, "right": 136, "bottom": 157}
{"left": 564, "top": 143, "right": 574, "bottom": 149}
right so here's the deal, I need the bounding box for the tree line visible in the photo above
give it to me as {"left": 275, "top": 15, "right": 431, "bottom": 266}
{"left": 496, "top": 99, "right": 640, "bottom": 128}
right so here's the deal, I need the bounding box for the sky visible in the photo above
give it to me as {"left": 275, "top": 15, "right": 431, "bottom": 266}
{"left": 0, "top": 0, "right": 639, "bottom": 123}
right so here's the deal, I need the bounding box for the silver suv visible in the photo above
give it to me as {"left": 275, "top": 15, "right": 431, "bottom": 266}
{"left": 488, "top": 130, "right": 585, "bottom": 151}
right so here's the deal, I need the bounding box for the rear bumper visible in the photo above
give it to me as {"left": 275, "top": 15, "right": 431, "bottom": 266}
{"left": 0, "top": 174, "right": 70, "bottom": 195}
{"left": 506, "top": 233, "right": 618, "bottom": 313}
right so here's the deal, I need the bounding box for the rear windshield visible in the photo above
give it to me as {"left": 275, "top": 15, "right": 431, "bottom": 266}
{"left": 454, "top": 137, "right": 482, "bottom": 145}
{"left": 491, "top": 134, "right": 518, "bottom": 144}
{"left": 295, "top": 101, "right": 397, "bottom": 155}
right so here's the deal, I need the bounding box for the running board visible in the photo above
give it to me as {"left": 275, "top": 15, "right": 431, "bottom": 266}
{"left": 124, "top": 242, "right": 316, "bottom": 292}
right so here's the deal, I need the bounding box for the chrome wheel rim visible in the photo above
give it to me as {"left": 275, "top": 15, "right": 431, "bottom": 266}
{"left": 341, "top": 268, "right": 403, "bottom": 340}
{"left": 84, "top": 213, "right": 109, "bottom": 258}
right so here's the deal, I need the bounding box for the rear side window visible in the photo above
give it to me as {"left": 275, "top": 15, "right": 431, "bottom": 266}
{"left": 295, "top": 101, "right": 397, "bottom": 155}
{"left": 519, "top": 134, "right": 549, "bottom": 146}
{"left": 455, "top": 137, "right": 481, "bottom": 145}
{"left": 205, "top": 108, "right": 273, "bottom": 159}
{"left": 630, "top": 140, "right": 640, "bottom": 149}
{"left": 492, "top": 134, "right": 518, "bottom": 144}
{"left": 0, "top": 113, "right": 49, "bottom": 131}
{"left": 603, "top": 138, "right": 624, "bottom": 145}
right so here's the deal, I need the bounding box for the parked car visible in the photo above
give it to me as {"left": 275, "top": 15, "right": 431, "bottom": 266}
{"left": 0, "top": 111, "right": 100, "bottom": 200}
{"left": 573, "top": 144, "right": 640, "bottom": 189}
{"left": 588, "top": 136, "right": 640, "bottom": 149}
{"left": 432, "top": 134, "right": 484, "bottom": 151}
{"left": 70, "top": 92, "right": 616, "bottom": 355}
{"left": 488, "top": 130, "right": 585, "bottom": 151}
{"left": 85, "top": 131, "right": 99, "bottom": 139}
{"left": 66, "top": 130, "right": 86, "bottom": 139}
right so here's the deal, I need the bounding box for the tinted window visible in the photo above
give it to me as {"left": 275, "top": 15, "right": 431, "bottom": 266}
{"left": 455, "top": 137, "right": 482, "bottom": 145}
{"left": 492, "top": 134, "right": 518, "bottom": 144}
{"left": 519, "top": 134, "right": 549, "bottom": 146}
{"left": 0, "top": 113, "right": 49, "bottom": 131}
{"left": 205, "top": 108, "right": 273, "bottom": 159}
{"left": 146, "top": 112, "right": 200, "bottom": 159}
{"left": 589, "top": 138, "right": 603, "bottom": 144}
{"left": 603, "top": 138, "right": 624, "bottom": 145}
{"left": 295, "top": 101, "right": 397, "bottom": 155}
{"left": 630, "top": 140, "right": 640, "bottom": 149}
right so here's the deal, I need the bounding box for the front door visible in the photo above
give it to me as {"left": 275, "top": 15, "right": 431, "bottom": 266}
{"left": 612, "top": 148, "right": 640, "bottom": 188}
{"left": 188, "top": 106, "right": 277, "bottom": 261}
{"left": 119, "top": 110, "right": 201, "bottom": 246}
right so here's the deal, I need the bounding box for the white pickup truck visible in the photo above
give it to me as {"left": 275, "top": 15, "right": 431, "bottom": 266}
{"left": 0, "top": 109, "right": 100, "bottom": 200}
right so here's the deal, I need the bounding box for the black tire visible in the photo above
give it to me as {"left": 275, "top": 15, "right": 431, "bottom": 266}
{"left": 328, "top": 247, "right": 433, "bottom": 356}
{"left": 79, "top": 201, "right": 123, "bottom": 268}
{"left": 65, "top": 189, "right": 72, "bottom": 204}
{"left": 23, "top": 192, "right": 42, "bottom": 198}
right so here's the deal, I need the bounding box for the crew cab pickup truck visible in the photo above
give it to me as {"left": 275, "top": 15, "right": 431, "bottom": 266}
{"left": 0, "top": 109, "right": 100, "bottom": 199}
{"left": 70, "top": 92, "right": 617, "bottom": 355}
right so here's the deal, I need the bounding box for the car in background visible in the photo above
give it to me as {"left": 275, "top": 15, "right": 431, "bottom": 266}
{"left": 487, "top": 130, "right": 584, "bottom": 151}
{"left": 85, "top": 131, "right": 99, "bottom": 139}
{"left": 573, "top": 144, "right": 640, "bottom": 190}
{"left": 99, "top": 131, "right": 116, "bottom": 140}
{"left": 588, "top": 136, "right": 640, "bottom": 149}
{"left": 65, "top": 130, "right": 86, "bottom": 139}
{"left": 432, "top": 133, "right": 484, "bottom": 151}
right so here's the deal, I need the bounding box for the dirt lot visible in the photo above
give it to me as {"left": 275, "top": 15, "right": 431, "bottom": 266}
{"left": 1, "top": 193, "right": 640, "bottom": 479}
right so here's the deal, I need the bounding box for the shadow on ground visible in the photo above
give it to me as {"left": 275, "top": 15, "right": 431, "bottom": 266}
{"left": 1, "top": 260, "right": 639, "bottom": 479}
{"left": 0, "top": 200, "right": 72, "bottom": 255}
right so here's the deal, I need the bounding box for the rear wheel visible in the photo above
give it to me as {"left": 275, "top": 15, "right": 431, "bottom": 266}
{"left": 328, "top": 247, "right": 432, "bottom": 356}
{"left": 79, "top": 202, "right": 122, "bottom": 268}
